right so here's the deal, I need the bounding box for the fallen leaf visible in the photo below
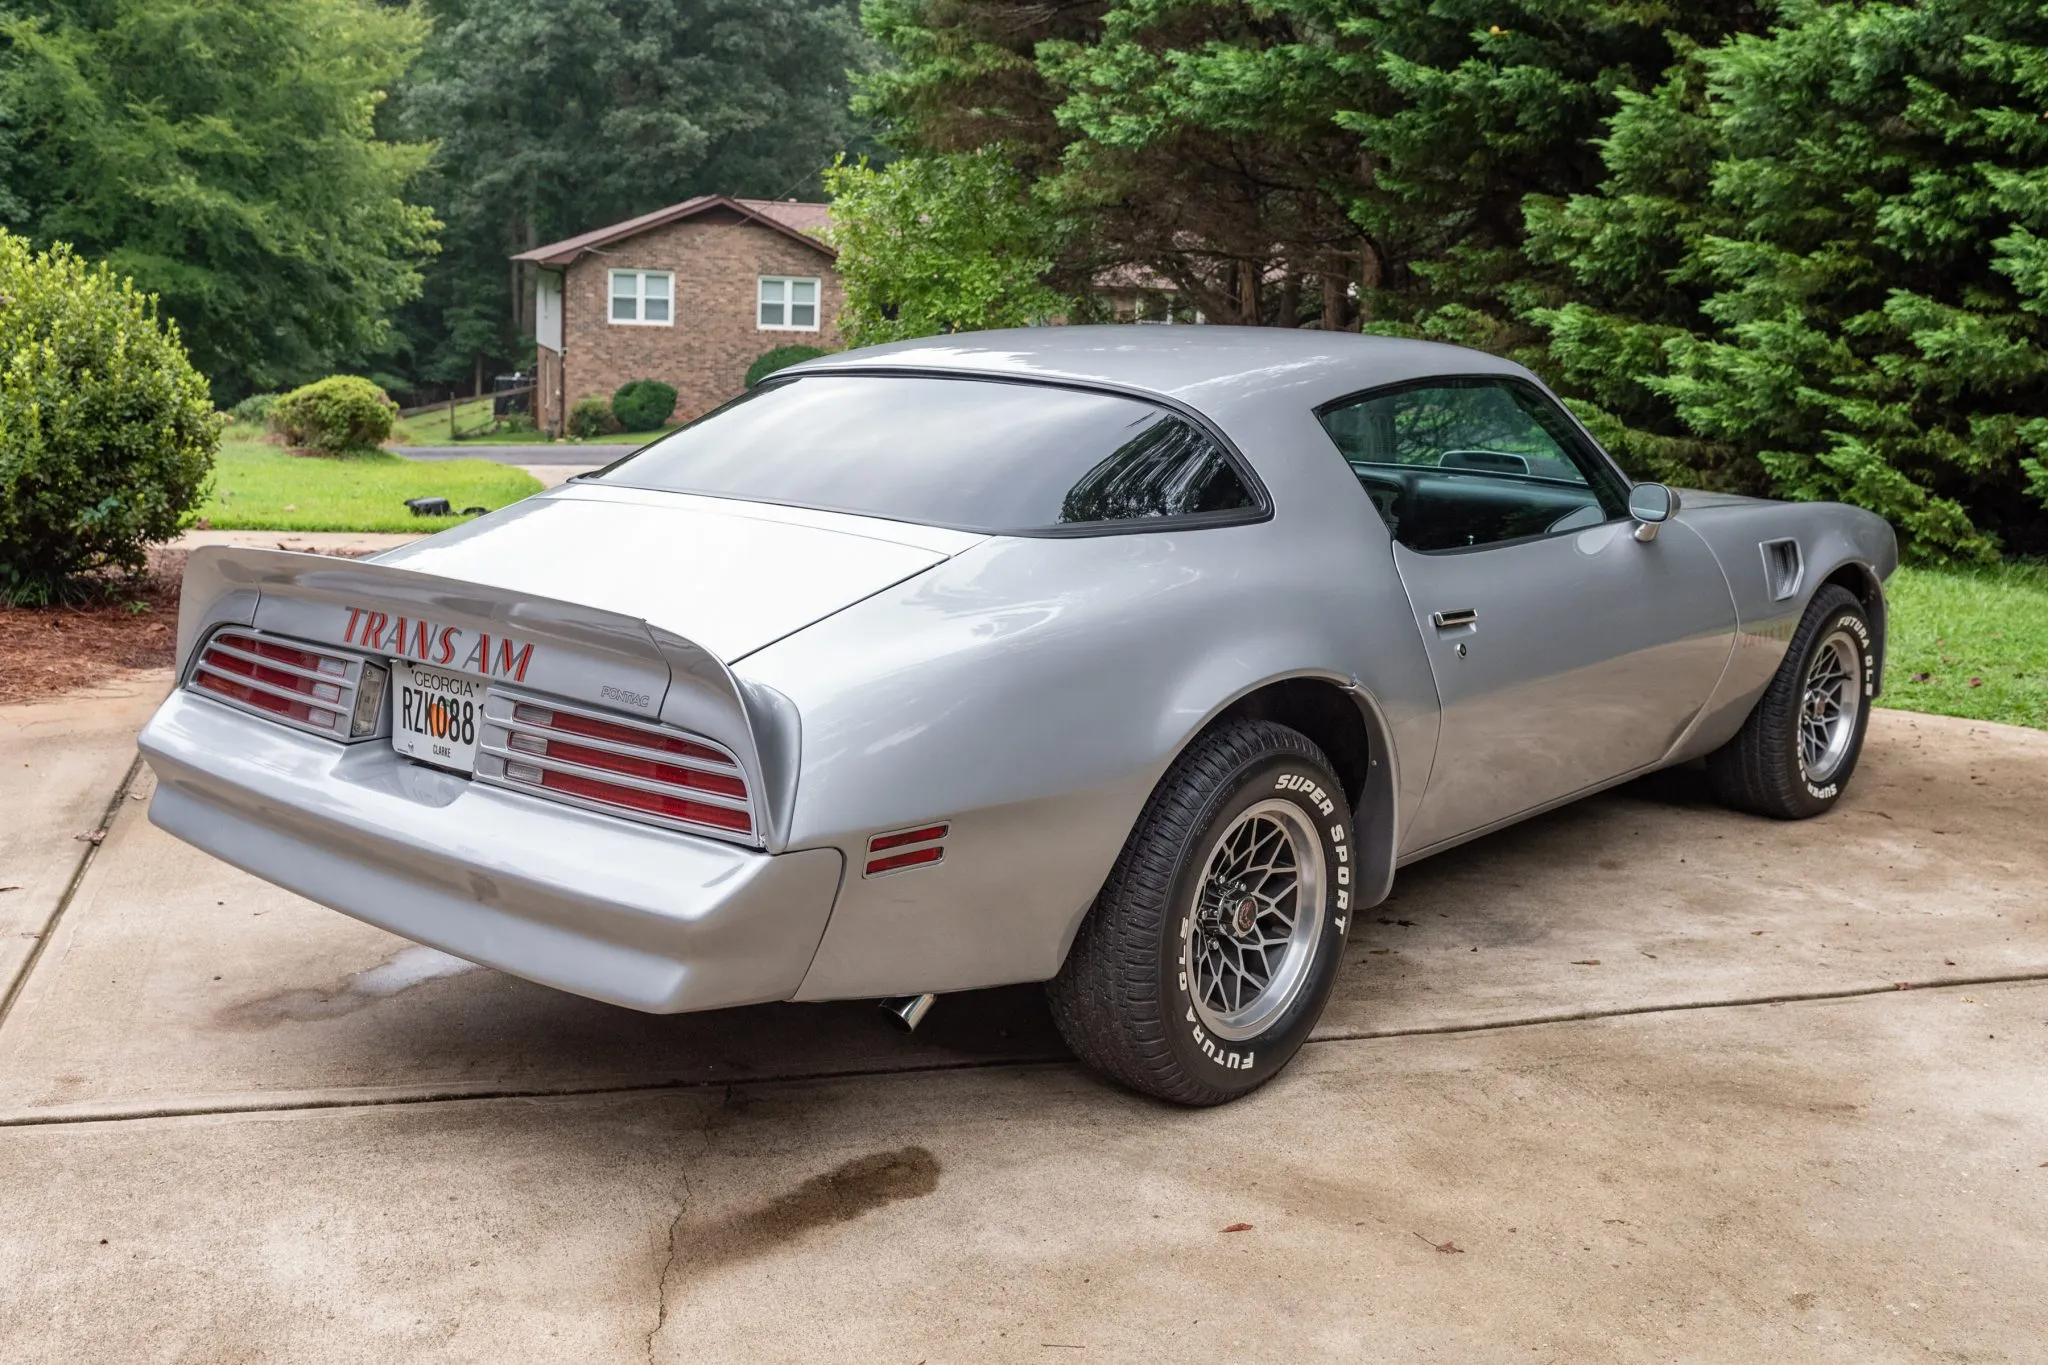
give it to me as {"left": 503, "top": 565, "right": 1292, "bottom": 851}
{"left": 1639, "top": 951, "right": 1658, "bottom": 959}
{"left": 1367, "top": 948, "right": 1392, "bottom": 955}
{"left": 1968, "top": 676, "right": 1984, "bottom": 688}
{"left": 1412, "top": 1231, "right": 1464, "bottom": 1253}
{"left": 282, "top": 503, "right": 298, "bottom": 511}
{"left": 73, "top": 829, "right": 105, "bottom": 845}
{"left": 1944, "top": 958, "right": 1956, "bottom": 966}
{"left": 0, "top": 885, "right": 20, "bottom": 894}
{"left": 1908, "top": 672, "right": 1932, "bottom": 683}
{"left": 1221, "top": 1223, "right": 1253, "bottom": 1233}
{"left": 1570, "top": 959, "right": 1601, "bottom": 966}
{"left": 1751, "top": 930, "right": 1765, "bottom": 936}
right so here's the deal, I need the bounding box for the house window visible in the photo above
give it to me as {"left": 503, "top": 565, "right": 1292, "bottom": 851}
{"left": 759, "top": 276, "right": 820, "bottom": 331}
{"left": 609, "top": 270, "right": 673, "bottom": 325}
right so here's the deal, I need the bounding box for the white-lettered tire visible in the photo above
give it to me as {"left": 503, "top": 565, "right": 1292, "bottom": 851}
{"left": 1707, "top": 583, "right": 1876, "bottom": 819}
{"left": 1047, "top": 718, "right": 1355, "bottom": 1105}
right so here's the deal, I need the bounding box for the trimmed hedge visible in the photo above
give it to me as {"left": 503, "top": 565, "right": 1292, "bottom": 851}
{"left": 611, "top": 378, "right": 677, "bottom": 432}
{"left": 567, "top": 394, "right": 620, "bottom": 438}
{"left": 746, "top": 344, "right": 829, "bottom": 388}
{"left": 229, "top": 392, "right": 281, "bottom": 424}
{"left": 269, "top": 375, "right": 398, "bottom": 454}
{"left": 0, "top": 230, "right": 219, "bottom": 603}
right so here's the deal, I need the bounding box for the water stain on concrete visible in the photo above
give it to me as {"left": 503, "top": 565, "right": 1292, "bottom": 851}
{"left": 214, "top": 945, "right": 482, "bottom": 1030}
{"left": 681, "top": 1146, "right": 941, "bottom": 1274}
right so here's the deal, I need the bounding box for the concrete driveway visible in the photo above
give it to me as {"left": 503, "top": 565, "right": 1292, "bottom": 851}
{"left": 1, "top": 688, "right": 2043, "bottom": 1362}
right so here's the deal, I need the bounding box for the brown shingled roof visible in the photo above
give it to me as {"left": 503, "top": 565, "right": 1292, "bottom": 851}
{"left": 512, "top": 194, "right": 833, "bottom": 266}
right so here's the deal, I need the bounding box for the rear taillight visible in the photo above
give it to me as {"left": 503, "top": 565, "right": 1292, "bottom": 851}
{"left": 190, "top": 630, "right": 386, "bottom": 741}
{"left": 477, "top": 696, "right": 754, "bottom": 842}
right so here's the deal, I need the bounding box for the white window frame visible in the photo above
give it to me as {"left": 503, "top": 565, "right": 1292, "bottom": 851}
{"left": 608, "top": 269, "right": 674, "bottom": 327}
{"left": 758, "top": 275, "right": 822, "bottom": 332}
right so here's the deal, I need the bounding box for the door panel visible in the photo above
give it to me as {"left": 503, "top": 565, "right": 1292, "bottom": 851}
{"left": 1395, "top": 517, "right": 1736, "bottom": 853}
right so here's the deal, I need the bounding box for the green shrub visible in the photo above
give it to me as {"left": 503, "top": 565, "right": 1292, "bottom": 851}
{"left": 269, "top": 375, "right": 398, "bottom": 454}
{"left": 746, "top": 344, "right": 830, "bottom": 388}
{"left": 610, "top": 379, "right": 678, "bottom": 432}
{"left": 229, "top": 392, "right": 281, "bottom": 425}
{"left": 0, "top": 231, "right": 220, "bottom": 603}
{"left": 567, "top": 394, "right": 621, "bottom": 438}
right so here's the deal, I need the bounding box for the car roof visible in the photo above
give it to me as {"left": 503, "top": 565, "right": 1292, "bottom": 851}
{"left": 784, "top": 326, "right": 1532, "bottom": 427}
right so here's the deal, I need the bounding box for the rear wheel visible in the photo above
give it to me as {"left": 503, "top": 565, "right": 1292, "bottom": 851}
{"left": 1707, "top": 584, "right": 1875, "bottom": 819}
{"left": 1047, "top": 719, "right": 1355, "bottom": 1105}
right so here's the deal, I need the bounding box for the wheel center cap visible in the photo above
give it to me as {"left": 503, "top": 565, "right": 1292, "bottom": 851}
{"left": 1231, "top": 897, "right": 1260, "bottom": 936}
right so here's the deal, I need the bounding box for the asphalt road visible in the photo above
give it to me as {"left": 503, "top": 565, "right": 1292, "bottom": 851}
{"left": 2, "top": 684, "right": 2043, "bottom": 1361}
{"left": 397, "top": 444, "right": 612, "bottom": 465}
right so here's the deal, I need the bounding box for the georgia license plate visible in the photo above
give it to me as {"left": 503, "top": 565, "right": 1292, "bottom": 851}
{"left": 391, "top": 661, "right": 483, "bottom": 773}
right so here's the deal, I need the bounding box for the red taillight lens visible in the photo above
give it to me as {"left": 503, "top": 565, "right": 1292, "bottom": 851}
{"left": 493, "top": 701, "right": 754, "bottom": 840}
{"left": 191, "top": 631, "right": 365, "bottom": 737}
{"left": 513, "top": 703, "right": 729, "bottom": 765}
{"left": 193, "top": 670, "right": 342, "bottom": 731}
{"left": 508, "top": 733, "right": 747, "bottom": 799}
{"left": 506, "top": 761, "right": 753, "bottom": 834}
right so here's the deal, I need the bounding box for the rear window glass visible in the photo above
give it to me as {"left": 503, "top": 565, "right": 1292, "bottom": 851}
{"left": 591, "top": 374, "right": 1258, "bottom": 533}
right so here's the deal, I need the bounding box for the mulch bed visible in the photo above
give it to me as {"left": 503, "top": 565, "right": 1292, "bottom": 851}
{"left": 1, "top": 546, "right": 383, "bottom": 706}
{"left": 0, "top": 549, "right": 189, "bottom": 705}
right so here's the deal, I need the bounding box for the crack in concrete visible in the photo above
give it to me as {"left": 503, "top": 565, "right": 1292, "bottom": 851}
{"left": 0, "top": 971, "right": 2042, "bottom": 1131}
{"left": 644, "top": 1169, "right": 692, "bottom": 1362}
{"left": 644, "top": 1090, "right": 723, "bottom": 1362}
{"left": 0, "top": 753, "right": 143, "bottom": 1036}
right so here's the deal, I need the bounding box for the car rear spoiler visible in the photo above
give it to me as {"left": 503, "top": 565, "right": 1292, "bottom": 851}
{"left": 172, "top": 546, "right": 800, "bottom": 846}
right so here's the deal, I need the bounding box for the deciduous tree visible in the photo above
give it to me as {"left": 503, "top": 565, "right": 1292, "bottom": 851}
{"left": 0, "top": 0, "right": 438, "bottom": 401}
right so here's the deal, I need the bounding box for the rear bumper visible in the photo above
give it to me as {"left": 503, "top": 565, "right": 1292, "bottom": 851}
{"left": 139, "top": 691, "right": 843, "bottom": 1013}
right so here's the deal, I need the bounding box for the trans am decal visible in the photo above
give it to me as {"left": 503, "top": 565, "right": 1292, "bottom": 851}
{"left": 341, "top": 606, "right": 535, "bottom": 682}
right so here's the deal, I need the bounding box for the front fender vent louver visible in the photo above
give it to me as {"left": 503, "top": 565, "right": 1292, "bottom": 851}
{"left": 1761, "top": 538, "right": 1804, "bottom": 602}
{"left": 864, "top": 823, "right": 949, "bottom": 878}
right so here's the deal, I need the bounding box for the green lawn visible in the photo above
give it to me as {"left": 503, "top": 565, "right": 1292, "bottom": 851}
{"left": 1883, "top": 561, "right": 2048, "bottom": 729}
{"left": 387, "top": 397, "right": 674, "bottom": 446}
{"left": 199, "top": 437, "right": 545, "bottom": 533}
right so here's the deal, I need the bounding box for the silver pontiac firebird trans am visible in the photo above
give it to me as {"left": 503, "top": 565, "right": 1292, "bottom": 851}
{"left": 140, "top": 329, "right": 1897, "bottom": 1105}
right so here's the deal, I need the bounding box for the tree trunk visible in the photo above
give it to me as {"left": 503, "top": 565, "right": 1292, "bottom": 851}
{"left": 1276, "top": 271, "right": 1300, "bottom": 329}
{"left": 1357, "top": 242, "right": 1384, "bottom": 327}
{"left": 1321, "top": 267, "right": 1345, "bottom": 331}
{"left": 1237, "top": 260, "right": 1260, "bottom": 325}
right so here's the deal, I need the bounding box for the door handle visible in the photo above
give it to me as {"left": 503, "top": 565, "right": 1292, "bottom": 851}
{"left": 1431, "top": 608, "right": 1478, "bottom": 629}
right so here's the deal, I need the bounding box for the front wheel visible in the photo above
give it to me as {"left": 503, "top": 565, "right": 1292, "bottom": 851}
{"left": 1707, "top": 583, "right": 1876, "bottom": 819}
{"left": 1047, "top": 718, "right": 1355, "bottom": 1106}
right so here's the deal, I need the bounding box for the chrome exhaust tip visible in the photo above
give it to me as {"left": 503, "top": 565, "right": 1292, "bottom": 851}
{"left": 880, "top": 992, "right": 936, "bottom": 1032}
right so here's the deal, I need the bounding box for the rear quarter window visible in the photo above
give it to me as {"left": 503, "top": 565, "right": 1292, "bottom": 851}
{"left": 592, "top": 374, "right": 1260, "bottom": 534}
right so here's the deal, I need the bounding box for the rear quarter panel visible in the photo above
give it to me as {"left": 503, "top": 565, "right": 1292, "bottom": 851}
{"left": 738, "top": 414, "right": 1441, "bottom": 999}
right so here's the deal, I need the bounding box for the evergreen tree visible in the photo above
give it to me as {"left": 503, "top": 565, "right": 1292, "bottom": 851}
{"left": 858, "top": 0, "right": 1759, "bottom": 331}
{"left": 1526, "top": 0, "right": 2048, "bottom": 559}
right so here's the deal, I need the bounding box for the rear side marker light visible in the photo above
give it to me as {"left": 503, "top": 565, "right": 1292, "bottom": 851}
{"left": 864, "top": 823, "right": 948, "bottom": 877}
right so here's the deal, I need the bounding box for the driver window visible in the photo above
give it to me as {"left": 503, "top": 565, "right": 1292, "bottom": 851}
{"left": 1318, "top": 379, "right": 1628, "bottom": 552}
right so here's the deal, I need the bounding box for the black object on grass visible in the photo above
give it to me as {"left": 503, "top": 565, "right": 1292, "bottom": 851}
{"left": 405, "top": 496, "right": 453, "bottom": 516}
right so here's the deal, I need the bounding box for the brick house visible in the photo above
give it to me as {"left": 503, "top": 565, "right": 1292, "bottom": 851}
{"left": 512, "top": 195, "right": 843, "bottom": 434}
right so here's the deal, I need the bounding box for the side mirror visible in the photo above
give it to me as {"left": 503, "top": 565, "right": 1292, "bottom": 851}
{"left": 1628, "top": 483, "right": 1679, "bottom": 542}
